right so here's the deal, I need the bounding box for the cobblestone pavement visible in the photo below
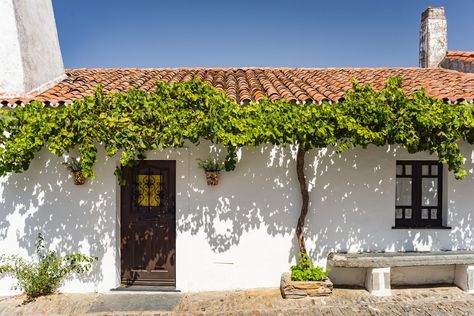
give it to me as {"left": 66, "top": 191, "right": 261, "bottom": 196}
{"left": 1, "top": 286, "right": 474, "bottom": 315}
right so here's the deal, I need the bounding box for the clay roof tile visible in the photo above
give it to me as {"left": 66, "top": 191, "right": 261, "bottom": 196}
{"left": 1, "top": 67, "right": 473, "bottom": 106}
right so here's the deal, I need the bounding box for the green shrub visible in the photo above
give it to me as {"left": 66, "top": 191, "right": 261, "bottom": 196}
{"left": 0, "top": 233, "right": 97, "bottom": 299}
{"left": 290, "top": 253, "right": 328, "bottom": 282}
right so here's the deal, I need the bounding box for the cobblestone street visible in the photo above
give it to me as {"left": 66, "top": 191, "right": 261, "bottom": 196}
{"left": 1, "top": 286, "right": 474, "bottom": 315}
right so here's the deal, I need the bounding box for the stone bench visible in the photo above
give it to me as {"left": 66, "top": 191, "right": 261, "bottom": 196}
{"left": 327, "top": 251, "right": 474, "bottom": 296}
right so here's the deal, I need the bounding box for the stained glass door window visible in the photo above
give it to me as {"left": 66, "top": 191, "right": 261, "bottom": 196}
{"left": 137, "top": 175, "right": 161, "bottom": 207}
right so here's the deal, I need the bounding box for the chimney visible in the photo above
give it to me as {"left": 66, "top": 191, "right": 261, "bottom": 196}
{"left": 0, "top": 0, "right": 66, "bottom": 98}
{"left": 419, "top": 6, "right": 448, "bottom": 68}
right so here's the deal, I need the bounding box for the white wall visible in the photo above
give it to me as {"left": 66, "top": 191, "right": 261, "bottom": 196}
{"left": 0, "top": 147, "right": 119, "bottom": 295}
{"left": 305, "top": 143, "right": 474, "bottom": 262}
{"left": 1, "top": 142, "right": 474, "bottom": 294}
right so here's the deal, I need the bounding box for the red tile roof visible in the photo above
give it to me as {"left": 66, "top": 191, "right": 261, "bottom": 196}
{"left": 445, "top": 51, "right": 474, "bottom": 64}
{"left": 1, "top": 67, "right": 474, "bottom": 107}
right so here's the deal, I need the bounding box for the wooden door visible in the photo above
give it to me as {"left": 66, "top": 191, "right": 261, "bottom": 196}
{"left": 121, "top": 160, "right": 176, "bottom": 287}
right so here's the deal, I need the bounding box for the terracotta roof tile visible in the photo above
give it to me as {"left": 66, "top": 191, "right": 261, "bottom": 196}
{"left": 1, "top": 67, "right": 473, "bottom": 106}
{"left": 445, "top": 51, "right": 474, "bottom": 64}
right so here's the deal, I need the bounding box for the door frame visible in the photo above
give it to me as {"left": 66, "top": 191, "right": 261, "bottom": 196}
{"left": 119, "top": 160, "right": 176, "bottom": 287}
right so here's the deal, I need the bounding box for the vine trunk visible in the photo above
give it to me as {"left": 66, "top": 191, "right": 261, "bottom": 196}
{"left": 296, "top": 147, "right": 309, "bottom": 257}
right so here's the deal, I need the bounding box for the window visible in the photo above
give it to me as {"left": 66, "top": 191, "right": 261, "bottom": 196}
{"left": 395, "top": 161, "right": 443, "bottom": 228}
{"left": 137, "top": 174, "right": 162, "bottom": 207}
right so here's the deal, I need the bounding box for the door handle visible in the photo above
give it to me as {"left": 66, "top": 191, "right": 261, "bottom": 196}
{"left": 143, "top": 215, "right": 161, "bottom": 222}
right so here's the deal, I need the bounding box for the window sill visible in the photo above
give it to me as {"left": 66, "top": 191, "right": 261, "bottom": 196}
{"left": 392, "top": 226, "right": 452, "bottom": 230}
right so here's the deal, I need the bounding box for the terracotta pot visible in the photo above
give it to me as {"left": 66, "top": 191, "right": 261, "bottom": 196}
{"left": 205, "top": 171, "right": 220, "bottom": 186}
{"left": 72, "top": 171, "right": 86, "bottom": 185}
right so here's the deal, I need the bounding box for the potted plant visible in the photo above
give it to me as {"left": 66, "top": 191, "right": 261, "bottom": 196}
{"left": 197, "top": 157, "right": 224, "bottom": 186}
{"left": 280, "top": 253, "right": 333, "bottom": 299}
{"left": 63, "top": 157, "right": 86, "bottom": 185}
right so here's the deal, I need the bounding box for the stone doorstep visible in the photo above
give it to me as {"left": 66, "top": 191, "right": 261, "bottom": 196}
{"left": 280, "top": 272, "right": 333, "bottom": 299}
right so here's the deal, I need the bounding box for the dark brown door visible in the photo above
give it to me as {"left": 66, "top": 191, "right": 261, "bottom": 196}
{"left": 121, "top": 160, "right": 176, "bottom": 287}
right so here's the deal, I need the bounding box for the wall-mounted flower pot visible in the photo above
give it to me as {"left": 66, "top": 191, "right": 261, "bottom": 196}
{"left": 72, "top": 171, "right": 86, "bottom": 185}
{"left": 205, "top": 171, "right": 220, "bottom": 186}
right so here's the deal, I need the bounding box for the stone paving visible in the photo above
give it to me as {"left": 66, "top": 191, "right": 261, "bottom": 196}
{"left": 1, "top": 286, "right": 474, "bottom": 315}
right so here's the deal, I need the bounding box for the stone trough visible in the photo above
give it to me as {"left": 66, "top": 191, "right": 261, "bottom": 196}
{"left": 280, "top": 272, "right": 333, "bottom": 299}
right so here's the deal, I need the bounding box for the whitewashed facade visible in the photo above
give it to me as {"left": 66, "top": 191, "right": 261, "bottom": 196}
{"left": 0, "top": 142, "right": 473, "bottom": 295}
{"left": 0, "top": 0, "right": 473, "bottom": 295}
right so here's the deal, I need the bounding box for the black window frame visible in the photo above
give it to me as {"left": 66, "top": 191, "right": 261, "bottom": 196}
{"left": 395, "top": 160, "right": 443, "bottom": 228}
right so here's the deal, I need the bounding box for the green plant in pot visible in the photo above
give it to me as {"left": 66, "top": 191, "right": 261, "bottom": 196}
{"left": 291, "top": 252, "right": 329, "bottom": 282}
{"left": 62, "top": 157, "right": 86, "bottom": 185}
{"left": 280, "top": 252, "right": 332, "bottom": 299}
{"left": 197, "top": 157, "right": 224, "bottom": 185}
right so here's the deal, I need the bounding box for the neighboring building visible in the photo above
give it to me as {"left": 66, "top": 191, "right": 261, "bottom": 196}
{"left": 0, "top": 1, "right": 473, "bottom": 294}
{"left": 440, "top": 51, "right": 474, "bottom": 73}
{"left": 419, "top": 6, "right": 474, "bottom": 73}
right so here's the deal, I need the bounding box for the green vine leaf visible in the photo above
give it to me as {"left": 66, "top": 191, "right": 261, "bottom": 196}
{"left": 0, "top": 78, "right": 471, "bottom": 182}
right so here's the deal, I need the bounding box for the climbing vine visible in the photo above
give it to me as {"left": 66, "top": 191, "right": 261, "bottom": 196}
{"left": 0, "top": 78, "right": 473, "bottom": 256}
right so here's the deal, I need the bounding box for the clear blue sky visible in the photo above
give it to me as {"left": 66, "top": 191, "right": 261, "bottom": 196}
{"left": 52, "top": 0, "right": 474, "bottom": 68}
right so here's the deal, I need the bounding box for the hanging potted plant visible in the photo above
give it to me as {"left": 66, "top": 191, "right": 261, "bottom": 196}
{"left": 62, "top": 157, "right": 86, "bottom": 185}
{"left": 197, "top": 157, "right": 224, "bottom": 186}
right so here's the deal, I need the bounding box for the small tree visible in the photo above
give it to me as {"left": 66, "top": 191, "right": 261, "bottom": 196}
{"left": 246, "top": 78, "right": 474, "bottom": 258}
{"left": 0, "top": 233, "right": 97, "bottom": 300}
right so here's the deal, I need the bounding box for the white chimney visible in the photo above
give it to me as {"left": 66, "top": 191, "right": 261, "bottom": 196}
{"left": 0, "top": 0, "right": 66, "bottom": 98}
{"left": 419, "top": 6, "right": 448, "bottom": 68}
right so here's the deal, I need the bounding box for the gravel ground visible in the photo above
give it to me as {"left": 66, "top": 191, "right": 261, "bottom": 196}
{"left": 1, "top": 286, "right": 474, "bottom": 315}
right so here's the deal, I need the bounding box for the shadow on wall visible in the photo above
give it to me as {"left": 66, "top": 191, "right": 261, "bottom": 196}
{"left": 0, "top": 141, "right": 472, "bottom": 287}
{"left": 445, "top": 144, "right": 474, "bottom": 250}
{"left": 309, "top": 144, "right": 474, "bottom": 262}
{"left": 0, "top": 148, "right": 116, "bottom": 289}
{"left": 176, "top": 143, "right": 474, "bottom": 266}
{"left": 177, "top": 145, "right": 301, "bottom": 262}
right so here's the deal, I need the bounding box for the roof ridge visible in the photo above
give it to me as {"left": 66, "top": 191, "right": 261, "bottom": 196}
{"left": 66, "top": 66, "right": 435, "bottom": 71}
{"left": 2, "top": 68, "right": 473, "bottom": 106}
{"left": 447, "top": 50, "right": 474, "bottom": 55}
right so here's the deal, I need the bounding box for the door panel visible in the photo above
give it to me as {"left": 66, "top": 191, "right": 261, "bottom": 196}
{"left": 121, "top": 160, "right": 176, "bottom": 286}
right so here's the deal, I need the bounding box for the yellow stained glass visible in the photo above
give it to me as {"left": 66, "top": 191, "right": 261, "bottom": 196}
{"left": 137, "top": 175, "right": 161, "bottom": 207}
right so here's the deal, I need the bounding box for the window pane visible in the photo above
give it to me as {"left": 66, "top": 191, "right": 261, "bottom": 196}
{"left": 396, "top": 165, "right": 403, "bottom": 176}
{"left": 405, "top": 165, "right": 412, "bottom": 176}
{"left": 431, "top": 165, "right": 438, "bottom": 176}
{"left": 422, "top": 208, "right": 429, "bottom": 219}
{"left": 395, "top": 208, "right": 403, "bottom": 219}
{"left": 137, "top": 174, "right": 161, "bottom": 207}
{"left": 422, "top": 165, "right": 429, "bottom": 176}
{"left": 405, "top": 208, "right": 412, "bottom": 219}
{"left": 396, "top": 178, "right": 412, "bottom": 206}
{"left": 430, "top": 209, "right": 438, "bottom": 220}
{"left": 422, "top": 178, "right": 438, "bottom": 206}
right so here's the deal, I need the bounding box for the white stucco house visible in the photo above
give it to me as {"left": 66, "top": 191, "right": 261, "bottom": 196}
{"left": 1, "top": 2, "right": 474, "bottom": 295}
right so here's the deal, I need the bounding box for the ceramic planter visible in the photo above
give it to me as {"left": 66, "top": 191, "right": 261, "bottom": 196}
{"left": 72, "top": 171, "right": 86, "bottom": 185}
{"left": 205, "top": 171, "right": 220, "bottom": 186}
